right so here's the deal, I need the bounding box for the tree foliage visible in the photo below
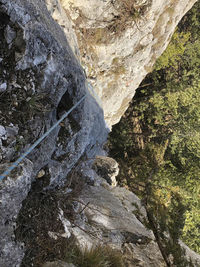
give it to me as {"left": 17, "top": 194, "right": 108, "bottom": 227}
{"left": 108, "top": 0, "right": 200, "bottom": 262}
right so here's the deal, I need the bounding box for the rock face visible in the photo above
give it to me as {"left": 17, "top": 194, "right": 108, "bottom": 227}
{"left": 0, "top": 0, "right": 108, "bottom": 184}
{"left": 60, "top": 0, "right": 197, "bottom": 127}
{"left": 53, "top": 174, "right": 200, "bottom": 267}
{"left": 70, "top": 185, "right": 166, "bottom": 267}
{"left": 42, "top": 261, "right": 76, "bottom": 267}
{"left": 0, "top": 0, "right": 107, "bottom": 266}
{"left": 92, "top": 155, "right": 119, "bottom": 186}
{"left": 0, "top": 159, "right": 33, "bottom": 267}
{"left": 0, "top": 0, "right": 199, "bottom": 266}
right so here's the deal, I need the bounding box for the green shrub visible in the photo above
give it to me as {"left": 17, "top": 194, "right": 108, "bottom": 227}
{"left": 154, "top": 31, "right": 190, "bottom": 71}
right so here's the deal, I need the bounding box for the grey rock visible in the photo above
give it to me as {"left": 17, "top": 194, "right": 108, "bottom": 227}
{"left": 43, "top": 261, "right": 76, "bottom": 267}
{"left": 4, "top": 25, "right": 16, "bottom": 44}
{"left": 0, "top": 125, "right": 19, "bottom": 161}
{"left": 0, "top": 159, "right": 33, "bottom": 267}
{"left": 123, "top": 242, "right": 166, "bottom": 267}
{"left": 5, "top": 125, "right": 19, "bottom": 139}
{"left": 80, "top": 185, "right": 153, "bottom": 241}
{"left": 179, "top": 241, "right": 200, "bottom": 266}
{"left": 93, "top": 156, "right": 119, "bottom": 187}
{"left": 0, "top": 0, "right": 107, "bottom": 266}
{"left": 0, "top": 82, "right": 7, "bottom": 92}
{"left": 45, "top": 0, "right": 80, "bottom": 59}
{"left": 0, "top": 0, "right": 108, "bottom": 181}
{"left": 61, "top": 0, "right": 197, "bottom": 127}
{"left": 68, "top": 184, "right": 165, "bottom": 266}
{"left": 0, "top": 125, "right": 7, "bottom": 140}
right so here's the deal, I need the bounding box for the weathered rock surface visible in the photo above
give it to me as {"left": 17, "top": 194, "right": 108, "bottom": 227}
{"left": 56, "top": 180, "right": 200, "bottom": 267}
{"left": 43, "top": 261, "right": 76, "bottom": 267}
{"left": 60, "top": 0, "right": 197, "bottom": 127}
{"left": 60, "top": 184, "right": 166, "bottom": 266}
{"left": 0, "top": 159, "right": 33, "bottom": 267}
{"left": 0, "top": 0, "right": 107, "bottom": 265}
{"left": 92, "top": 155, "right": 119, "bottom": 186}
{"left": 179, "top": 241, "right": 200, "bottom": 267}
{"left": 45, "top": 0, "right": 80, "bottom": 59}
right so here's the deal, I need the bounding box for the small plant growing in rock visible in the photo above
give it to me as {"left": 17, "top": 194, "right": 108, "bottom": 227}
{"left": 109, "top": 0, "right": 152, "bottom": 33}
{"left": 65, "top": 244, "right": 125, "bottom": 267}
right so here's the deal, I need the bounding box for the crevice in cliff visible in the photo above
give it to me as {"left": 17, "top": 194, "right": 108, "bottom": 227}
{"left": 56, "top": 88, "right": 81, "bottom": 134}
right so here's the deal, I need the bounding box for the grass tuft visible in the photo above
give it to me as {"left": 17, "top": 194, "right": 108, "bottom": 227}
{"left": 65, "top": 244, "right": 125, "bottom": 267}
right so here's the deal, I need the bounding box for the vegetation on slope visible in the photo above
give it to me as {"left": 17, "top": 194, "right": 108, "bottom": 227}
{"left": 65, "top": 244, "right": 125, "bottom": 267}
{"left": 108, "top": 1, "right": 200, "bottom": 264}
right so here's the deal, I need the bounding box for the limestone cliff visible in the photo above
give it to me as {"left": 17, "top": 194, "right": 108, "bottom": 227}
{"left": 59, "top": 0, "right": 197, "bottom": 127}
{"left": 0, "top": 0, "right": 199, "bottom": 266}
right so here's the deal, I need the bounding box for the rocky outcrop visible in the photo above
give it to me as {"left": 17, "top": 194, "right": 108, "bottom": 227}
{"left": 0, "top": 0, "right": 109, "bottom": 183}
{"left": 0, "top": 0, "right": 107, "bottom": 266}
{"left": 92, "top": 155, "right": 119, "bottom": 186}
{"left": 68, "top": 184, "right": 166, "bottom": 267}
{"left": 0, "top": 159, "right": 33, "bottom": 267}
{"left": 60, "top": 0, "right": 197, "bottom": 127}
{"left": 51, "top": 172, "right": 200, "bottom": 267}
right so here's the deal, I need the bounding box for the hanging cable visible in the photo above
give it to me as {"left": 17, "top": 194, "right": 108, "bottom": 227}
{"left": 0, "top": 95, "right": 86, "bottom": 182}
